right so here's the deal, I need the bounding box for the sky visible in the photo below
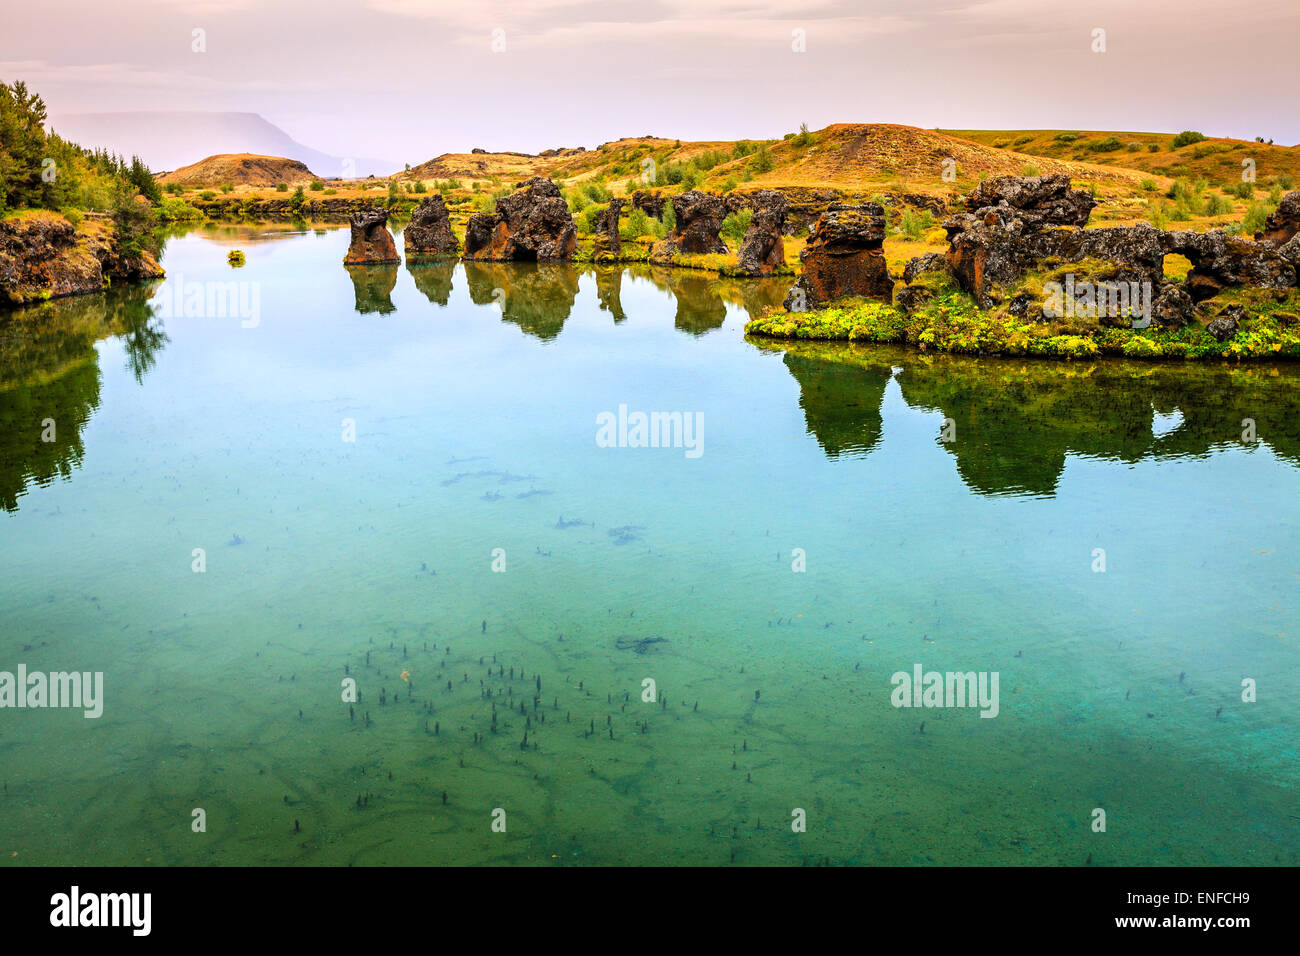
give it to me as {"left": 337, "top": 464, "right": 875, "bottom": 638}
{"left": 4, "top": 0, "right": 1298, "bottom": 164}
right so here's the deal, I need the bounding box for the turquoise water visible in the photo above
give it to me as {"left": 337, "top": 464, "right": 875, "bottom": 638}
{"left": 1, "top": 223, "right": 1297, "bottom": 866}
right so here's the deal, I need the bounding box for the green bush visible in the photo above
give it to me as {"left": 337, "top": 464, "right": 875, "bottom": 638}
{"left": 1172, "top": 130, "right": 1206, "bottom": 149}
{"left": 751, "top": 146, "right": 775, "bottom": 174}
{"left": 158, "top": 196, "right": 203, "bottom": 221}
{"left": 309, "top": 180, "right": 324, "bottom": 191}
{"left": 1054, "top": 132, "right": 1080, "bottom": 143}
{"left": 1087, "top": 136, "right": 1124, "bottom": 153}
{"left": 1204, "top": 194, "right": 1234, "bottom": 216}
{"left": 1232, "top": 181, "right": 1254, "bottom": 199}
{"left": 1243, "top": 201, "right": 1276, "bottom": 234}
{"left": 199, "top": 190, "right": 216, "bottom": 200}
{"left": 1147, "top": 143, "right": 1160, "bottom": 153}
{"left": 275, "top": 182, "right": 288, "bottom": 192}
{"left": 719, "top": 208, "right": 752, "bottom": 245}
{"left": 220, "top": 182, "right": 234, "bottom": 193}
{"left": 620, "top": 207, "right": 652, "bottom": 240}
{"left": 900, "top": 209, "right": 934, "bottom": 241}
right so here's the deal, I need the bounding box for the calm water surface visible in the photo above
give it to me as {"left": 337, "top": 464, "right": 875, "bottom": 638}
{"left": 1, "top": 223, "right": 1297, "bottom": 865}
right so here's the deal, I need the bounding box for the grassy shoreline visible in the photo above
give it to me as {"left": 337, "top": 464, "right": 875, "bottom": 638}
{"left": 745, "top": 277, "right": 1300, "bottom": 361}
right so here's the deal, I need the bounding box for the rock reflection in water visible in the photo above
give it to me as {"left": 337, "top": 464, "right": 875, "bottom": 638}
{"left": 407, "top": 259, "right": 457, "bottom": 307}
{"left": 345, "top": 264, "right": 399, "bottom": 315}
{"left": 463, "top": 261, "right": 580, "bottom": 340}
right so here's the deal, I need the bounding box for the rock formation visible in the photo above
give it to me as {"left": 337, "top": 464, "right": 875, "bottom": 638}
{"left": 631, "top": 190, "right": 667, "bottom": 220}
{"left": 462, "top": 177, "right": 576, "bottom": 261}
{"left": 343, "top": 207, "right": 400, "bottom": 265}
{"left": 782, "top": 203, "right": 893, "bottom": 310}
{"left": 1, "top": 212, "right": 162, "bottom": 307}
{"left": 404, "top": 195, "right": 459, "bottom": 258}
{"left": 1256, "top": 190, "right": 1300, "bottom": 245}
{"left": 651, "top": 191, "right": 735, "bottom": 259}
{"left": 737, "top": 190, "right": 788, "bottom": 276}
{"left": 935, "top": 175, "right": 1297, "bottom": 330}
{"left": 592, "top": 198, "right": 623, "bottom": 261}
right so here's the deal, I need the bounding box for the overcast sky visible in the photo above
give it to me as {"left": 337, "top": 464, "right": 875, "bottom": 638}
{"left": 4, "top": 0, "right": 1298, "bottom": 163}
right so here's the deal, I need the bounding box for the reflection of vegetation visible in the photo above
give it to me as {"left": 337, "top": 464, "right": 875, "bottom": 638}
{"left": 345, "top": 264, "right": 399, "bottom": 315}
{"left": 463, "top": 261, "right": 579, "bottom": 340}
{"left": 783, "top": 350, "right": 891, "bottom": 457}
{"left": 117, "top": 288, "right": 169, "bottom": 384}
{"left": 757, "top": 340, "right": 1300, "bottom": 497}
{"left": 408, "top": 260, "right": 456, "bottom": 307}
{"left": 0, "top": 282, "right": 169, "bottom": 510}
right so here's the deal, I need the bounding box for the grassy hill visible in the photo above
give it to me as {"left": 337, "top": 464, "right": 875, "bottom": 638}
{"left": 945, "top": 129, "right": 1300, "bottom": 192}
{"left": 160, "top": 153, "right": 320, "bottom": 187}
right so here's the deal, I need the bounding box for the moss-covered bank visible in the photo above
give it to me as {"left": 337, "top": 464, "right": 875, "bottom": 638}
{"left": 745, "top": 271, "right": 1300, "bottom": 361}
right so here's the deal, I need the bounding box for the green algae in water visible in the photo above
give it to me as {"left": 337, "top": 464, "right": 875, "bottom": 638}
{"left": 0, "top": 224, "right": 1297, "bottom": 866}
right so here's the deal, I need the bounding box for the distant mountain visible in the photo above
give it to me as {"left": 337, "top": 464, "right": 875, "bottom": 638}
{"left": 48, "top": 111, "right": 395, "bottom": 178}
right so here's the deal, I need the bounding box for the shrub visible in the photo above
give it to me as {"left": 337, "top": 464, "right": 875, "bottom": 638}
{"left": 620, "top": 207, "right": 651, "bottom": 240}
{"left": 732, "top": 140, "right": 756, "bottom": 159}
{"left": 158, "top": 197, "right": 203, "bottom": 221}
{"left": 275, "top": 182, "right": 289, "bottom": 192}
{"left": 751, "top": 145, "right": 775, "bottom": 174}
{"left": 1172, "top": 130, "right": 1206, "bottom": 149}
{"left": 720, "top": 208, "right": 752, "bottom": 245}
{"left": 309, "top": 180, "right": 324, "bottom": 191}
{"left": 1232, "top": 181, "right": 1254, "bottom": 199}
{"left": 1243, "top": 201, "right": 1275, "bottom": 234}
{"left": 1204, "top": 194, "right": 1234, "bottom": 216}
{"left": 900, "top": 209, "right": 935, "bottom": 241}
{"left": 1140, "top": 178, "right": 1158, "bottom": 192}
{"left": 1021, "top": 164, "right": 1041, "bottom": 177}
{"left": 1054, "top": 132, "right": 1080, "bottom": 143}
{"left": 199, "top": 190, "right": 216, "bottom": 200}
{"left": 413, "top": 180, "right": 426, "bottom": 193}
{"left": 1147, "top": 143, "right": 1160, "bottom": 153}
{"left": 1127, "top": 142, "right": 1142, "bottom": 152}
{"left": 1087, "top": 136, "right": 1124, "bottom": 153}
{"left": 566, "top": 188, "right": 589, "bottom": 212}
{"left": 220, "top": 182, "right": 234, "bottom": 193}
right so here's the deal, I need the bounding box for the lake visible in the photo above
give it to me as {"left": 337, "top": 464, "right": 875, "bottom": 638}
{"left": 1, "top": 222, "right": 1297, "bottom": 866}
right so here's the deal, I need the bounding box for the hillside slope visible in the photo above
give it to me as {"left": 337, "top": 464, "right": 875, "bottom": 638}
{"left": 945, "top": 129, "right": 1300, "bottom": 190}
{"left": 160, "top": 154, "right": 320, "bottom": 187}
